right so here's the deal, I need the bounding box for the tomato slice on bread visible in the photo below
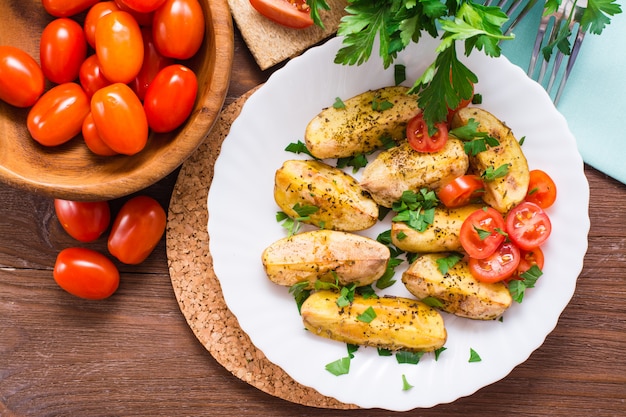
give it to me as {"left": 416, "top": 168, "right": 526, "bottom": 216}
{"left": 249, "top": 0, "right": 314, "bottom": 29}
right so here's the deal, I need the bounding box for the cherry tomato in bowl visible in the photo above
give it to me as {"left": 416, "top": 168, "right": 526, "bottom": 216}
{"left": 153, "top": 0, "right": 205, "bottom": 59}
{"left": 459, "top": 207, "right": 506, "bottom": 259}
{"left": 54, "top": 199, "right": 111, "bottom": 242}
{"left": 40, "top": 17, "right": 87, "bottom": 84}
{"left": 249, "top": 0, "right": 314, "bottom": 29}
{"left": 42, "top": 0, "right": 101, "bottom": 17}
{"left": 0, "top": 46, "right": 45, "bottom": 108}
{"left": 505, "top": 201, "right": 552, "bottom": 251}
{"left": 53, "top": 247, "right": 120, "bottom": 300}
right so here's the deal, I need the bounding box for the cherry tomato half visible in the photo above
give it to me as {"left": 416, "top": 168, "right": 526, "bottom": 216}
{"left": 78, "top": 55, "right": 112, "bottom": 99}
{"left": 249, "top": 0, "right": 314, "bottom": 29}
{"left": 42, "top": 0, "right": 101, "bottom": 17}
{"left": 130, "top": 28, "right": 175, "bottom": 101}
{"left": 505, "top": 201, "right": 552, "bottom": 250}
{"left": 91, "top": 83, "right": 148, "bottom": 155}
{"left": 95, "top": 10, "right": 144, "bottom": 84}
{"left": 82, "top": 113, "right": 119, "bottom": 156}
{"left": 27, "top": 82, "right": 90, "bottom": 146}
{"left": 40, "top": 18, "right": 87, "bottom": 84}
{"left": 108, "top": 196, "right": 167, "bottom": 264}
{"left": 54, "top": 247, "right": 119, "bottom": 300}
{"left": 153, "top": 0, "right": 205, "bottom": 59}
{"left": 514, "top": 246, "right": 545, "bottom": 278}
{"left": 459, "top": 207, "right": 506, "bottom": 259}
{"left": 525, "top": 169, "right": 557, "bottom": 209}
{"left": 0, "top": 46, "right": 45, "bottom": 108}
{"left": 437, "top": 175, "right": 485, "bottom": 208}
{"left": 116, "top": 0, "right": 167, "bottom": 13}
{"left": 406, "top": 113, "right": 449, "bottom": 153}
{"left": 54, "top": 199, "right": 111, "bottom": 242}
{"left": 144, "top": 64, "right": 197, "bottom": 132}
{"left": 84, "top": 1, "right": 121, "bottom": 48}
{"left": 469, "top": 241, "right": 521, "bottom": 283}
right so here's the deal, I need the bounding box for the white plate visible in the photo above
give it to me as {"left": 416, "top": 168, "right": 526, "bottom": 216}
{"left": 207, "top": 36, "right": 589, "bottom": 411}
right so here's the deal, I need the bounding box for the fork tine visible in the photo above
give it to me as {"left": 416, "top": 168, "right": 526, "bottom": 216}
{"left": 503, "top": 0, "right": 541, "bottom": 35}
{"left": 554, "top": 25, "right": 586, "bottom": 104}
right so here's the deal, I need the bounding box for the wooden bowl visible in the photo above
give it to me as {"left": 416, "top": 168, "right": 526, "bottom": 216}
{"left": 0, "top": 0, "right": 233, "bottom": 200}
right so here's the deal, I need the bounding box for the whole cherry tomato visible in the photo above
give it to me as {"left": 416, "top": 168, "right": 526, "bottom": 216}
{"left": 42, "top": 0, "right": 101, "bottom": 17}
{"left": 249, "top": 0, "right": 314, "bottom": 29}
{"left": 27, "top": 82, "right": 90, "bottom": 146}
{"left": 144, "top": 64, "right": 197, "bottom": 132}
{"left": 91, "top": 83, "right": 148, "bottom": 155}
{"left": 84, "top": 1, "right": 121, "bottom": 48}
{"left": 0, "top": 46, "right": 45, "bottom": 107}
{"left": 53, "top": 247, "right": 120, "bottom": 300}
{"left": 130, "top": 27, "right": 175, "bottom": 101}
{"left": 95, "top": 10, "right": 144, "bottom": 84}
{"left": 78, "top": 55, "right": 112, "bottom": 99}
{"left": 40, "top": 18, "right": 87, "bottom": 84}
{"left": 82, "top": 113, "right": 119, "bottom": 156}
{"left": 54, "top": 199, "right": 111, "bottom": 242}
{"left": 108, "top": 196, "right": 166, "bottom": 264}
{"left": 116, "top": 0, "right": 167, "bottom": 13}
{"left": 114, "top": 0, "right": 155, "bottom": 25}
{"left": 153, "top": 0, "right": 205, "bottom": 59}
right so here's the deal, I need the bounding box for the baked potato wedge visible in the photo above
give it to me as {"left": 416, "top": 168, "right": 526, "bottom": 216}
{"left": 304, "top": 86, "right": 420, "bottom": 159}
{"left": 391, "top": 204, "right": 483, "bottom": 253}
{"left": 402, "top": 253, "right": 512, "bottom": 320}
{"left": 301, "top": 290, "right": 447, "bottom": 352}
{"left": 360, "top": 139, "right": 469, "bottom": 208}
{"left": 261, "top": 230, "right": 390, "bottom": 288}
{"left": 274, "top": 159, "right": 378, "bottom": 231}
{"left": 451, "top": 107, "right": 529, "bottom": 212}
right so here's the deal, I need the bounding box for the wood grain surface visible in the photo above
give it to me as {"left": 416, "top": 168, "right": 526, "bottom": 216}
{"left": 1, "top": 26, "right": 625, "bottom": 417}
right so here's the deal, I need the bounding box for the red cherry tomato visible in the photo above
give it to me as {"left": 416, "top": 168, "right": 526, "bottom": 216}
{"left": 459, "top": 207, "right": 506, "bottom": 259}
{"left": 54, "top": 199, "right": 111, "bottom": 242}
{"left": 114, "top": 0, "right": 155, "bottom": 25}
{"left": 53, "top": 247, "right": 119, "bottom": 300}
{"left": 153, "top": 0, "right": 205, "bottom": 59}
{"left": 249, "top": 0, "right": 314, "bottom": 29}
{"left": 469, "top": 241, "right": 521, "bottom": 283}
{"left": 406, "top": 113, "right": 449, "bottom": 153}
{"left": 91, "top": 83, "right": 149, "bottom": 155}
{"left": 108, "top": 196, "right": 167, "bottom": 264}
{"left": 513, "top": 246, "right": 545, "bottom": 280}
{"left": 95, "top": 11, "right": 144, "bottom": 84}
{"left": 116, "top": 0, "right": 167, "bottom": 13}
{"left": 525, "top": 169, "right": 557, "bottom": 209}
{"left": 78, "top": 55, "right": 112, "bottom": 99}
{"left": 144, "top": 64, "right": 198, "bottom": 133}
{"left": 437, "top": 175, "right": 485, "bottom": 208}
{"left": 505, "top": 201, "right": 552, "bottom": 251}
{"left": 42, "top": 0, "right": 101, "bottom": 17}
{"left": 0, "top": 46, "right": 45, "bottom": 107}
{"left": 84, "top": 1, "right": 121, "bottom": 48}
{"left": 27, "top": 82, "right": 90, "bottom": 146}
{"left": 40, "top": 18, "right": 87, "bottom": 84}
{"left": 82, "top": 113, "right": 119, "bottom": 156}
{"left": 130, "top": 28, "right": 175, "bottom": 101}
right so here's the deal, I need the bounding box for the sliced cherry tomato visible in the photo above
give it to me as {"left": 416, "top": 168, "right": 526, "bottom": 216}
{"left": 79, "top": 55, "right": 112, "bottom": 99}
{"left": 54, "top": 199, "right": 111, "bottom": 242}
{"left": 249, "top": 0, "right": 314, "bottom": 29}
{"left": 53, "top": 247, "right": 119, "bottom": 300}
{"left": 506, "top": 201, "right": 552, "bottom": 250}
{"left": 459, "top": 207, "right": 506, "bottom": 259}
{"left": 153, "top": 0, "right": 205, "bottom": 59}
{"left": 525, "top": 169, "right": 557, "bottom": 209}
{"left": 91, "top": 83, "right": 148, "bottom": 155}
{"left": 406, "top": 113, "right": 448, "bottom": 153}
{"left": 0, "top": 46, "right": 45, "bottom": 107}
{"left": 130, "top": 28, "right": 175, "bottom": 101}
{"left": 469, "top": 241, "right": 521, "bottom": 283}
{"left": 437, "top": 175, "right": 485, "bottom": 208}
{"left": 116, "top": 0, "right": 167, "bottom": 13}
{"left": 513, "top": 246, "right": 545, "bottom": 279}
{"left": 42, "top": 0, "right": 101, "bottom": 17}
{"left": 40, "top": 18, "right": 87, "bottom": 84}
{"left": 95, "top": 10, "right": 144, "bottom": 84}
{"left": 82, "top": 113, "right": 119, "bottom": 156}
{"left": 108, "top": 196, "right": 167, "bottom": 264}
{"left": 144, "top": 64, "right": 198, "bottom": 132}
{"left": 27, "top": 82, "right": 90, "bottom": 146}
{"left": 84, "top": 1, "right": 121, "bottom": 48}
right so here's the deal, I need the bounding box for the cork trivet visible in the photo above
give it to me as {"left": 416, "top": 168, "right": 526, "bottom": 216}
{"left": 166, "top": 87, "right": 357, "bottom": 409}
{"left": 227, "top": 0, "right": 347, "bottom": 70}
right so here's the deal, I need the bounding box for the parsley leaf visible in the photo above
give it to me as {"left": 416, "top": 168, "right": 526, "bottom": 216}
{"left": 449, "top": 118, "right": 500, "bottom": 156}
{"left": 509, "top": 265, "right": 543, "bottom": 303}
{"left": 288, "top": 281, "right": 310, "bottom": 314}
{"left": 396, "top": 351, "right": 424, "bottom": 365}
{"left": 434, "top": 346, "right": 447, "bottom": 360}
{"left": 469, "top": 348, "right": 482, "bottom": 362}
{"left": 325, "top": 357, "right": 351, "bottom": 376}
{"left": 581, "top": 0, "right": 622, "bottom": 35}
{"left": 392, "top": 189, "right": 439, "bottom": 233}
{"left": 306, "top": 0, "right": 330, "bottom": 29}
{"left": 285, "top": 140, "right": 316, "bottom": 158}
{"left": 333, "top": 96, "right": 346, "bottom": 109}
{"left": 336, "top": 153, "right": 369, "bottom": 173}
{"left": 402, "top": 374, "right": 414, "bottom": 391}
{"left": 357, "top": 306, "right": 377, "bottom": 323}
{"left": 436, "top": 252, "right": 462, "bottom": 275}
{"left": 481, "top": 164, "right": 510, "bottom": 181}
{"left": 421, "top": 296, "right": 445, "bottom": 308}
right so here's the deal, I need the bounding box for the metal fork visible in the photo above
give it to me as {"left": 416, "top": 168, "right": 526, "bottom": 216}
{"left": 484, "top": 0, "right": 542, "bottom": 35}
{"left": 527, "top": 0, "right": 587, "bottom": 104}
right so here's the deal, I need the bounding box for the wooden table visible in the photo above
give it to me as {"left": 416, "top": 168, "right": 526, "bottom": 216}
{"left": 1, "top": 27, "right": 625, "bottom": 417}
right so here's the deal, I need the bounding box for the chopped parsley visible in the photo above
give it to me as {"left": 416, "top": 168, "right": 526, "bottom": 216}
{"left": 434, "top": 346, "right": 447, "bottom": 361}
{"left": 392, "top": 189, "right": 439, "bottom": 233}
{"left": 394, "top": 64, "right": 406, "bottom": 86}
{"left": 325, "top": 356, "right": 351, "bottom": 376}
{"left": 357, "top": 306, "right": 377, "bottom": 323}
{"left": 284, "top": 140, "right": 316, "bottom": 158}
{"left": 333, "top": 96, "right": 346, "bottom": 109}
{"left": 449, "top": 118, "right": 500, "bottom": 156}
{"left": 469, "top": 348, "right": 482, "bottom": 363}
{"left": 436, "top": 252, "right": 463, "bottom": 275}
{"left": 421, "top": 296, "right": 445, "bottom": 309}
{"left": 371, "top": 95, "right": 394, "bottom": 111}
{"left": 482, "top": 164, "right": 510, "bottom": 181}
{"left": 402, "top": 374, "right": 414, "bottom": 391}
{"left": 509, "top": 265, "right": 543, "bottom": 303}
{"left": 396, "top": 351, "right": 424, "bottom": 365}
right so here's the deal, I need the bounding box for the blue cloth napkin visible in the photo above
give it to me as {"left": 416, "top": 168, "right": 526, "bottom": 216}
{"left": 500, "top": 2, "right": 626, "bottom": 184}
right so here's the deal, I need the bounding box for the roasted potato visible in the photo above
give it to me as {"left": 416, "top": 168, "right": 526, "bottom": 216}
{"left": 274, "top": 159, "right": 378, "bottom": 231}
{"left": 402, "top": 253, "right": 512, "bottom": 320}
{"left": 304, "top": 86, "right": 420, "bottom": 159}
{"left": 360, "top": 139, "right": 469, "bottom": 208}
{"left": 261, "top": 230, "right": 390, "bottom": 288}
{"left": 301, "top": 290, "right": 447, "bottom": 352}
{"left": 391, "top": 204, "right": 483, "bottom": 253}
{"left": 451, "top": 107, "right": 529, "bottom": 212}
